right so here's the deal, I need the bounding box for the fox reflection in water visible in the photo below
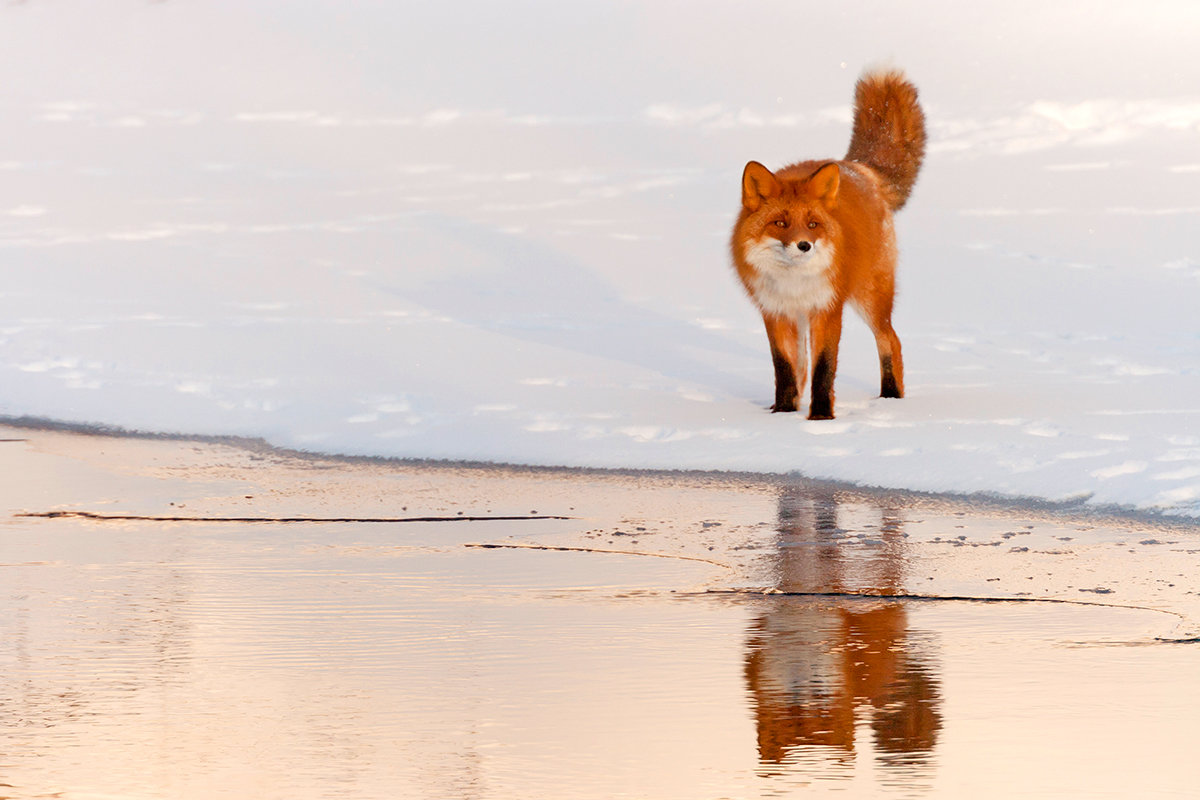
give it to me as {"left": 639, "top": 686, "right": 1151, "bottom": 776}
{"left": 744, "top": 487, "right": 942, "bottom": 772}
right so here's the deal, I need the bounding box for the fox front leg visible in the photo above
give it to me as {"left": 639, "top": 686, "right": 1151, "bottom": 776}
{"left": 807, "top": 304, "right": 844, "bottom": 420}
{"left": 763, "top": 313, "right": 804, "bottom": 412}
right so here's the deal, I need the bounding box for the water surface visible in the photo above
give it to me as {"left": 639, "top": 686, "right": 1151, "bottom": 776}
{"left": 2, "top": 430, "right": 1199, "bottom": 798}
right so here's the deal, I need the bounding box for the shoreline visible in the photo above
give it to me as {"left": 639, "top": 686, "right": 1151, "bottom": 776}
{"left": 4, "top": 413, "right": 1199, "bottom": 532}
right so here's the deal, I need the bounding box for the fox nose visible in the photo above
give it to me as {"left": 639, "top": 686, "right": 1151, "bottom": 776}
{"left": 796, "top": 240, "right": 812, "bottom": 253}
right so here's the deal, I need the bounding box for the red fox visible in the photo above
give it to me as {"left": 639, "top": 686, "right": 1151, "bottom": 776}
{"left": 731, "top": 69, "right": 926, "bottom": 419}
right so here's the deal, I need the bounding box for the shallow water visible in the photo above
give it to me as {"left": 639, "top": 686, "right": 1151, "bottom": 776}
{"left": 2, "top": 431, "right": 1199, "bottom": 799}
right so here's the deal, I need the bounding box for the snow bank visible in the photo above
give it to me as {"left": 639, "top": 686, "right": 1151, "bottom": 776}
{"left": 1, "top": 2, "right": 1198, "bottom": 516}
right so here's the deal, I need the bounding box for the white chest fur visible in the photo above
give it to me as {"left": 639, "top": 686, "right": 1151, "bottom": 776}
{"left": 742, "top": 238, "right": 836, "bottom": 317}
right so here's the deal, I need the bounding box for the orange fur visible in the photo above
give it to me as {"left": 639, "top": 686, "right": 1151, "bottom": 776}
{"left": 731, "top": 69, "right": 925, "bottom": 420}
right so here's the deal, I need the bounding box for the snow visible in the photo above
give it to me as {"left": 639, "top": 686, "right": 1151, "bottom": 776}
{"left": 1, "top": 1, "right": 1198, "bottom": 516}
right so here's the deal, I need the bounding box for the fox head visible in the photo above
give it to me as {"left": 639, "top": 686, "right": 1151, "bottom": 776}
{"left": 738, "top": 160, "right": 840, "bottom": 281}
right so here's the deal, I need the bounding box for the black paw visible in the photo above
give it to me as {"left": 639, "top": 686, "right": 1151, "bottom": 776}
{"left": 807, "top": 402, "right": 835, "bottom": 420}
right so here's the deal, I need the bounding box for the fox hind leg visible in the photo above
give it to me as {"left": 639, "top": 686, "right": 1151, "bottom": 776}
{"left": 875, "top": 323, "right": 904, "bottom": 399}
{"left": 852, "top": 297, "right": 904, "bottom": 399}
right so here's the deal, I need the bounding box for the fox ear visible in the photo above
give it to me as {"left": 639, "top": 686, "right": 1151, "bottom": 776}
{"left": 742, "top": 161, "right": 781, "bottom": 211}
{"left": 808, "top": 162, "right": 840, "bottom": 205}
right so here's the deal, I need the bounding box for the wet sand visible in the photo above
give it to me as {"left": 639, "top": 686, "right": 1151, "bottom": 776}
{"left": 2, "top": 423, "right": 1199, "bottom": 799}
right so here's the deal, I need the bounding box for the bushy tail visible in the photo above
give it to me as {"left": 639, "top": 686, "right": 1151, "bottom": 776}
{"left": 845, "top": 69, "right": 926, "bottom": 211}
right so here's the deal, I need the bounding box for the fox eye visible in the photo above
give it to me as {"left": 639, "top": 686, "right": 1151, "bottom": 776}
{"left": 807, "top": 221, "right": 819, "bottom": 229}
{"left": 773, "top": 219, "right": 787, "bottom": 228}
